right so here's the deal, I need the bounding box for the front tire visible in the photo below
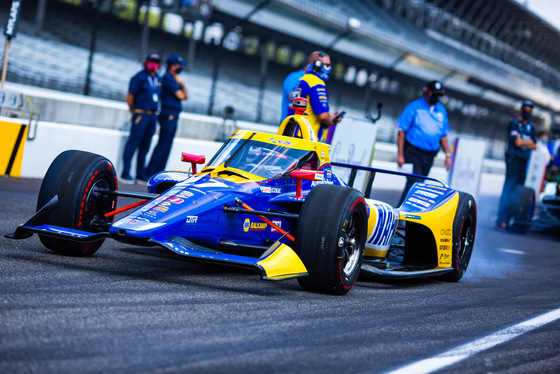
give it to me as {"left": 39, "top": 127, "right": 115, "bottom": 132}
{"left": 443, "top": 192, "right": 477, "bottom": 282}
{"left": 37, "top": 150, "right": 118, "bottom": 256}
{"left": 295, "top": 185, "right": 367, "bottom": 295}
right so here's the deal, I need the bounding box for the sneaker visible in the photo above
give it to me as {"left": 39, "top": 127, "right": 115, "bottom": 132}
{"left": 494, "top": 222, "right": 507, "bottom": 231}
{"left": 120, "top": 175, "right": 136, "bottom": 184}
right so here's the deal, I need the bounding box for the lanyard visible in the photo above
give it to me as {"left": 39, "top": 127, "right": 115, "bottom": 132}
{"left": 147, "top": 75, "right": 158, "bottom": 91}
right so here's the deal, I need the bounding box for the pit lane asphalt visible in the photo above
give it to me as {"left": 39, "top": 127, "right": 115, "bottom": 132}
{"left": 1, "top": 176, "right": 559, "bottom": 374}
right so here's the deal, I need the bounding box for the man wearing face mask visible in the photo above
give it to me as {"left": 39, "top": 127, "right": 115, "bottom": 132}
{"left": 287, "top": 51, "right": 343, "bottom": 142}
{"left": 396, "top": 80, "right": 452, "bottom": 206}
{"left": 495, "top": 100, "right": 537, "bottom": 230}
{"left": 147, "top": 54, "right": 188, "bottom": 176}
{"left": 121, "top": 52, "right": 162, "bottom": 184}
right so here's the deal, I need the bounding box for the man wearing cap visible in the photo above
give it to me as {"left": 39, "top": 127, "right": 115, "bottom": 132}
{"left": 121, "top": 52, "right": 162, "bottom": 184}
{"left": 396, "top": 80, "right": 452, "bottom": 206}
{"left": 287, "top": 51, "right": 343, "bottom": 142}
{"left": 495, "top": 100, "right": 537, "bottom": 230}
{"left": 147, "top": 54, "right": 189, "bottom": 176}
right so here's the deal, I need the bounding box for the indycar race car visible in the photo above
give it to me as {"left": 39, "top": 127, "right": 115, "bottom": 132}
{"left": 6, "top": 102, "right": 477, "bottom": 294}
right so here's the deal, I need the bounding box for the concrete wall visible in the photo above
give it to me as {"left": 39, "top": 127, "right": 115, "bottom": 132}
{"left": 17, "top": 121, "right": 223, "bottom": 180}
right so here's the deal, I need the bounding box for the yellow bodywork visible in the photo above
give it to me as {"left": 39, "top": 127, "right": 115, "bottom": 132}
{"left": 400, "top": 192, "right": 459, "bottom": 268}
{"left": 256, "top": 241, "right": 308, "bottom": 280}
{"left": 364, "top": 192, "right": 459, "bottom": 268}
{"left": 277, "top": 114, "right": 319, "bottom": 142}
{"left": 0, "top": 121, "right": 28, "bottom": 177}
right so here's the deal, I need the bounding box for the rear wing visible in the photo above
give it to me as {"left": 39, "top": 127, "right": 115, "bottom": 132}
{"left": 331, "top": 162, "right": 447, "bottom": 198}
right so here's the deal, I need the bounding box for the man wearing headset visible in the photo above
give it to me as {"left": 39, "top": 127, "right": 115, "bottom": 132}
{"left": 396, "top": 80, "right": 452, "bottom": 206}
{"left": 121, "top": 52, "right": 162, "bottom": 184}
{"left": 287, "top": 51, "right": 343, "bottom": 142}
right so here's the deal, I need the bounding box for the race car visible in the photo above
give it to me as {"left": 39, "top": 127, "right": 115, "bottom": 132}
{"left": 6, "top": 101, "right": 477, "bottom": 294}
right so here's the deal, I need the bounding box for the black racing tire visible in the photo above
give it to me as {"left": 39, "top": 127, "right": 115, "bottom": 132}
{"left": 443, "top": 192, "right": 477, "bottom": 282}
{"left": 295, "top": 184, "right": 367, "bottom": 295}
{"left": 37, "top": 150, "right": 118, "bottom": 256}
{"left": 509, "top": 186, "right": 535, "bottom": 234}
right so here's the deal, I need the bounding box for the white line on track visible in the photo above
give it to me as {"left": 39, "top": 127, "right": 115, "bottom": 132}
{"left": 498, "top": 248, "right": 525, "bottom": 255}
{"left": 383, "top": 307, "right": 560, "bottom": 374}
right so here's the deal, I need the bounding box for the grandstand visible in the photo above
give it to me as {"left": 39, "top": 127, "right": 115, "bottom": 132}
{"left": 1, "top": 0, "right": 559, "bottom": 159}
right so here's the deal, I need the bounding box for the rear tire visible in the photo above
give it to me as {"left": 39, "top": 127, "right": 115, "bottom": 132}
{"left": 37, "top": 150, "right": 118, "bottom": 256}
{"left": 509, "top": 186, "right": 535, "bottom": 234}
{"left": 295, "top": 185, "right": 367, "bottom": 295}
{"left": 443, "top": 192, "right": 476, "bottom": 282}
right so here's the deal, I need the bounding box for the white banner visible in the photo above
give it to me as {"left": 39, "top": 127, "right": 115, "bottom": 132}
{"left": 525, "top": 143, "right": 550, "bottom": 194}
{"left": 448, "top": 137, "right": 487, "bottom": 199}
{"left": 330, "top": 117, "right": 378, "bottom": 193}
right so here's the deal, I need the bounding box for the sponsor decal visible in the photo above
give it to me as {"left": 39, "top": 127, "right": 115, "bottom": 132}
{"left": 415, "top": 190, "right": 438, "bottom": 199}
{"left": 243, "top": 218, "right": 267, "bottom": 232}
{"left": 408, "top": 197, "right": 431, "bottom": 208}
{"left": 440, "top": 229, "right": 452, "bottom": 236}
{"left": 168, "top": 196, "right": 184, "bottom": 204}
{"left": 321, "top": 152, "right": 325, "bottom": 160}
{"left": 440, "top": 245, "right": 449, "bottom": 250}
{"left": 405, "top": 202, "right": 427, "bottom": 211}
{"left": 142, "top": 209, "right": 159, "bottom": 218}
{"left": 439, "top": 253, "right": 450, "bottom": 260}
{"left": 271, "top": 220, "right": 281, "bottom": 233}
{"left": 270, "top": 138, "right": 277, "bottom": 143}
{"left": 311, "top": 180, "right": 334, "bottom": 187}
{"left": 186, "top": 216, "right": 198, "bottom": 224}
{"left": 250, "top": 222, "right": 267, "bottom": 231}
{"left": 260, "top": 186, "right": 281, "bottom": 193}
{"left": 404, "top": 214, "right": 421, "bottom": 220}
{"left": 177, "top": 191, "right": 194, "bottom": 198}
{"left": 278, "top": 139, "right": 293, "bottom": 146}
{"left": 440, "top": 238, "right": 451, "bottom": 242}
{"left": 326, "top": 170, "right": 332, "bottom": 179}
{"left": 366, "top": 204, "right": 398, "bottom": 247}
{"left": 319, "top": 95, "right": 327, "bottom": 100}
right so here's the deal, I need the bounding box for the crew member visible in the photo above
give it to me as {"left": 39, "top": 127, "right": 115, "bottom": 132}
{"left": 280, "top": 52, "right": 322, "bottom": 121}
{"left": 495, "top": 100, "right": 537, "bottom": 230}
{"left": 148, "top": 54, "right": 188, "bottom": 176}
{"left": 121, "top": 52, "right": 162, "bottom": 184}
{"left": 287, "top": 51, "right": 343, "bottom": 142}
{"left": 396, "top": 80, "right": 452, "bottom": 206}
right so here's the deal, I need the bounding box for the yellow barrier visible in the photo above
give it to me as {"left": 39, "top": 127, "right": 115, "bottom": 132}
{"left": 1, "top": 120, "right": 28, "bottom": 177}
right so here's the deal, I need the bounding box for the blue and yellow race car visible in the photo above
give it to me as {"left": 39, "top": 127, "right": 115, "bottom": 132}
{"left": 6, "top": 107, "right": 477, "bottom": 294}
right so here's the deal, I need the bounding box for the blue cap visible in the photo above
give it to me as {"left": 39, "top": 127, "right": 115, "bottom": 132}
{"left": 521, "top": 100, "right": 534, "bottom": 108}
{"left": 145, "top": 52, "right": 161, "bottom": 62}
{"left": 167, "top": 54, "right": 187, "bottom": 66}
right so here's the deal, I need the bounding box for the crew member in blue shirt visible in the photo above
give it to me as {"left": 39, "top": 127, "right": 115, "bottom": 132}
{"left": 147, "top": 54, "right": 188, "bottom": 176}
{"left": 287, "top": 51, "right": 343, "bottom": 142}
{"left": 281, "top": 68, "right": 305, "bottom": 122}
{"left": 396, "top": 80, "right": 452, "bottom": 206}
{"left": 121, "top": 52, "right": 162, "bottom": 184}
{"left": 495, "top": 100, "right": 537, "bottom": 230}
